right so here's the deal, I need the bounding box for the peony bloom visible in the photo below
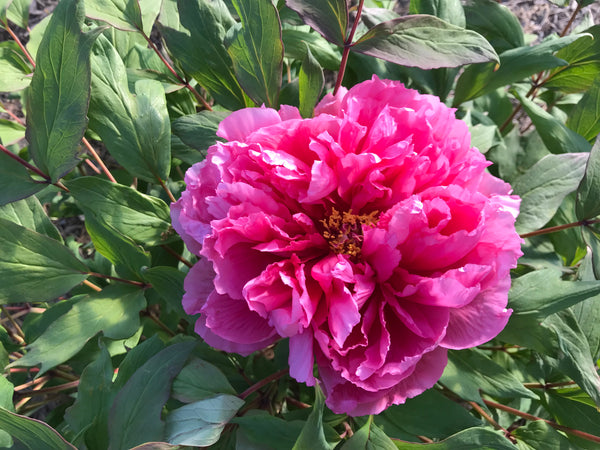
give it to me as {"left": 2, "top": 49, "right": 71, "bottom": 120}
{"left": 171, "top": 76, "right": 523, "bottom": 416}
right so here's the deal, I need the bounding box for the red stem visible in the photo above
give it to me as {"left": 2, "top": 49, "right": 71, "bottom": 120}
{"left": 3, "top": 23, "right": 36, "bottom": 67}
{"left": 333, "top": 0, "right": 365, "bottom": 95}
{"left": 87, "top": 272, "right": 150, "bottom": 288}
{"left": 0, "top": 142, "right": 50, "bottom": 181}
{"left": 239, "top": 368, "right": 289, "bottom": 400}
{"left": 520, "top": 219, "right": 600, "bottom": 239}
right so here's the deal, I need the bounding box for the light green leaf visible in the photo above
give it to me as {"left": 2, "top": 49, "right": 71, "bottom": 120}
{"left": 577, "top": 137, "right": 600, "bottom": 220}
{"left": 0, "top": 195, "right": 61, "bottom": 241}
{"left": 6, "top": 0, "right": 32, "bottom": 29}
{"left": 165, "top": 394, "right": 245, "bottom": 446}
{"left": 172, "top": 357, "right": 236, "bottom": 403}
{"left": 89, "top": 35, "right": 170, "bottom": 182}
{"left": 10, "top": 285, "right": 145, "bottom": 375}
{"left": 285, "top": 0, "right": 348, "bottom": 46}
{"left": 0, "top": 118, "right": 25, "bottom": 145}
{"left": 514, "top": 90, "right": 591, "bottom": 155}
{"left": 0, "top": 151, "right": 46, "bottom": 206}
{"left": 512, "top": 153, "right": 588, "bottom": 233}
{"left": 440, "top": 349, "right": 536, "bottom": 404}
{"left": 293, "top": 385, "right": 336, "bottom": 450}
{"left": 26, "top": 0, "right": 103, "bottom": 181}
{"left": 299, "top": 44, "right": 324, "bottom": 118}
{"left": 0, "top": 408, "right": 76, "bottom": 450}
{"left": 158, "top": 0, "right": 247, "bottom": 110}
{"left": 352, "top": 15, "right": 498, "bottom": 70}
{"left": 409, "top": 0, "right": 465, "bottom": 27}
{"left": 342, "top": 416, "right": 396, "bottom": 449}
{"left": 513, "top": 420, "right": 575, "bottom": 450}
{"left": 84, "top": 0, "right": 142, "bottom": 32}
{"left": 393, "top": 428, "right": 514, "bottom": 449}
{"left": 0, "top": 217, "right": 87, "bottom": 304}
{"left": 567, "top": 75, "right": 600, "bottom": 142}
{"left": 227, "top": 0, "right": 283, "bottom": 108}
{"left": 108, "top": 341, "right": 196, "bottom": 449}
{"left": 454, "top": 33, "right": 586, "bottom": 105}
{"left": 0, "top": 41, "right": 31, "bottom": 91}
{"left": 66, "top": 176, "right": 174, "bottom": 247}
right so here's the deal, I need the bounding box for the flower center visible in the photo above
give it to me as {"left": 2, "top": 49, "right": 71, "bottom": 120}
{"left": 320, "top": 208, "right": 379, "bottom": 258}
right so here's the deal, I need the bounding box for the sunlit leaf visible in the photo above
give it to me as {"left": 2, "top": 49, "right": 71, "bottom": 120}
{"left": 285, "top": 0, "right": 348, "bottom": 46}
{"left": 299, "top": 44, "right": 324, "bottom": 118}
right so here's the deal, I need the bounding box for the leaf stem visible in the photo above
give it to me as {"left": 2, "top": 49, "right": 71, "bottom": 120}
{"left": 522, "top": 380, "right": 576, "bottom": 389}
{"left": 333, "top": 0, "right": 365, "bottom": 95}
{"left": 83, "top": 279, "right": 103, "bottom": 292}
{"left": 483, "top": 398, "right": 600, "bottom": 444}
{"left": 469, "top": 401, "right": 515, "bottom": 443}
{"left": 0, "top": 100, "right": 25, "bottom": 125}
{"left": 3, "top": 22, "right": 36, "bottom": 68}
{"left": 0, "top": 142, "right": 49, "bottom": 181}
{"left": 519, "top": 219, "right": 600, "bottom": 239}
{"left": 141, "top": 31, "right": 213, "bottom": 111}
{"left": 0, "top": 305, "right": 26, "bottom": 342}
{"left": 143, "top": 309, "right": 176, "bottom": 337}
{"left": 157, "top": 177, "right": 177, "bottom": 203}
{"left": 239, "top": 368, "right": 289, "bottom": 400}
{"left": 87, "top": 272, "right": 150, "bottom": 288}
{"left": 160, "top": 244, "right": 194, "bottom": 268}
{"left": 81, "top": 137, "right": 117, "bottom": 182}
{"left": 15, "top": 380, "right": 80, "bottom": 398}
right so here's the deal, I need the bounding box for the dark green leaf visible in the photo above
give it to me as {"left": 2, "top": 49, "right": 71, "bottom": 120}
{"left": 64, "top": 341, "right": 115, "bottom": 450}
{"left": 342, "top": 415, "right": 396, "bottom": 449}
{"left": 113, "top": 334, "right": 165, "bottom": 390}
{"left": 512, "top": 421, "right": 573, "bottom": 450}
{"left": 577, "top": 137, "right": 600, "bottom": 220}
{"left": 545, "top": 391, "right": 600, "bottom": 445}
{"left": 514, "top": 91, "right": 591, "bottom": 155}
{"left": 89, "top": 35, "right": 170, "bottom": 182}
{"left": 0, "top": 217, "right": 87, "bottom": 304}
{"left": 172, "top": 357, "right": 236, "bottom": 403}
{"left": 0, "top": 195, "right": 62, "bottom": 241}
{"left": 582, "top": 227, "right": 600, "bottom": 280}
{"left": 573, "top": 261, "right": 600, "bottom": 360}
{"left": 66, "top": 176, "right": 174, "bottom": 247}
{"left": 285, "top": 0, "right": 348, "bottom": 46}
{"left": 232, "top": 412, "right": 305, "bottom": 449}
{"left": 158, "top": 0, "right": 247, "bottom": 110}
{"left": 376, "top": 389, "right": 481, "bottom": 440}
{"left": 0, "top": 408, "right": 76, "bottom": 450}
{"left": 454, "top": 34, "right": 584, "bottom": 105}
{"left": 567, "top": 75, "right": 600, "bottom": 142}
{"left": 282, "top": 29, "right": 341, "bottom": 71}
{"left": 0, "top": 151, "right": 46, "bottom": 206}
{"left": 393, "top": 428, "right": 515, "bottom": 449}
{"left": 142, "top": 266, "right": 185, "bottom": 314}
{"left": 441, "top": 349, "right": 536, "bottom": 404}
{"left": 227, "top": 0, "right": 283, "bottom": 107}
{"left": 108, "top": 341, "right": 196, "bottom": 449}
{"left": 26, "top": 0, "right": 103, "bottom": 181}
{"left": 299, "top": 44, "right": 324, "bottom": 118}
{"left": 165, "top": 394, "right": 244, "bottom": 446}
{"left": 85, "top": 215, "right": 151, "bottom": 280}
{"left": 464, "top": 0, "right": 524, "bottom": 53}
{"left": 409, "top": 0, "right": 465, "bottom": 27}
{"left": 351, "top": 15, "right": 498, "bottom": 70}
{"left": 293, "top": 385, "right": 336, "bottom": 450}
{"left": 512, "top": 153, "right": 588, "bottom": 233}
{"left": 171, "top": 110, "right": 228, "bottom": 155}
{"left": 10, "top": 285, "right": 146, "bottom": 375}
{"left": 545, "top": 25, "right": 600, "bottom": 93}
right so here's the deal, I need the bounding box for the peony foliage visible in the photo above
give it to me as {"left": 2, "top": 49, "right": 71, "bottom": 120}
{"left": 0, "top": 0, "right": 600, "bottom": 448}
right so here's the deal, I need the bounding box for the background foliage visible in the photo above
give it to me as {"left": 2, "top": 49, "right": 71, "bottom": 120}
{"left": 1, "top": 0, "right": 600, "bottom": 448}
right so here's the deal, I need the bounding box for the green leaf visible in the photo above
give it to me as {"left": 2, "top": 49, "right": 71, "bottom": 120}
{"left": 108, "top": 341, "right": 196, "bottom": 449}
{"left": 10, "top": 284, "right": 146, "bottom": 375}
{"left": 376, "top": 389, "right": 481, "bottom": 440}
{"left": 0, "top": 151, "right": 46, "bottom": 206}
{"left": 514, "top": 91, "right": 591, "bottom": 155}
{"left": 165, "top": 394, "right": 245, "bottom": 446}
{"left": 464, "top": 0, "right": 524, "bottom": 53}
{"left": 0, "top": 51, "right": 31, "bottom": 92}
{"left": 171, "top": 110, "right": 228, "bottom": 155}
{"left": 0, "top": 195, "right": 62, "bottom": 241}
{"left": 351, "top": 15, "right": 498, "bottom": 70}
{"left": 342, "top": 415, "right": 396, "bottom": 450}
{"left": 577, "top": 137, "right": 600, "bottom": 221}
{"left": 454, "top": 33, "right": 585, "bottom": 105}
{"left": 226, "top": 0, "right": 283, "bottom": 108}
{"left": 582, "top": 227, "right": 600, "bottom": 280}
{"left": 85, "top": 215, "right": 151, "bottom": 280}
{"left": 26, "top": 0, "right": 103, "bottom": 182}
{"left": 142, "top": 266, "right": 185, "bottom": 314}
{"left": 545, "top": 391, "right": 600, "bottom": 445}
{"left": 0, "top": 217, "right": 87, "bottom": 304}
{"left": 0, "top": 408, "right": 76, "bottom": 450}
{"left": 85, "top": 0, "right": 161, "bottom": 35}
{"left": 544, "top": 25, "right": 600, "bottom": 93}
{"left": 6, "top": 0, "right": 32, "bottom": 29}
{"left": 0, "top": 118, "right": 25, "bottom": 145}
{"left": 113, "top": 334, "right": 165, "bottom": 390}
{"left": 64, "top": 341, "right": 115, "bottom": 450}
{"left": 293, "top": 385, "right": 336, "bottom": 450}
{"left": 393, "top": 428, "right": 515, "bottom": 449}
{"left": 571, "top": 276, "right": 600, "bottom": 360}
{"left": 567, "top": 75, "right": 600, "bottom": 142}
{"left": 512, "top": 153, "right": 588, "bottom": 233}
{"left": 409, "top": 0, "right": 465, "bottom": 27}
{"left": 285, "top": 0, "right": 348, "bottom": 46}
{"left": 89, "top": 35, "right": 170, "bottom": 182}
{"left": 66, "top": 176, "right": 174, "bottom": 247}
{"left": 513, "top": 420, "right": 573, "bottom": 450}
{"left": 233, "top": 412, "right": 305, "bottom": 450}
{"left": 172, "top": 357, "right": 236, "bottom": 403}
{"left": 158, "top": 0, "right": 246, "bottom": 110}
{"left": 440, "top": 349, "right": 536, "bottom": 404}
{"left": 282, "top": 29, "right": 341, "bottom": 71}
{"left": 299, "top": 44, "right": 324, "bottom": 118}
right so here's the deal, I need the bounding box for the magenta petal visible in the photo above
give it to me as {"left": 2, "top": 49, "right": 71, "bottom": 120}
{"left": 289, "top": 331, "right": 316, "bottom": 386}
{"left": 217, "top": 106, "right": 282, "bottom": 142}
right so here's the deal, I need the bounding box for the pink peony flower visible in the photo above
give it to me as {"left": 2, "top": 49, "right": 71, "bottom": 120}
{"left": 171, "top": 76, "right": 523, "bottom": 416}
